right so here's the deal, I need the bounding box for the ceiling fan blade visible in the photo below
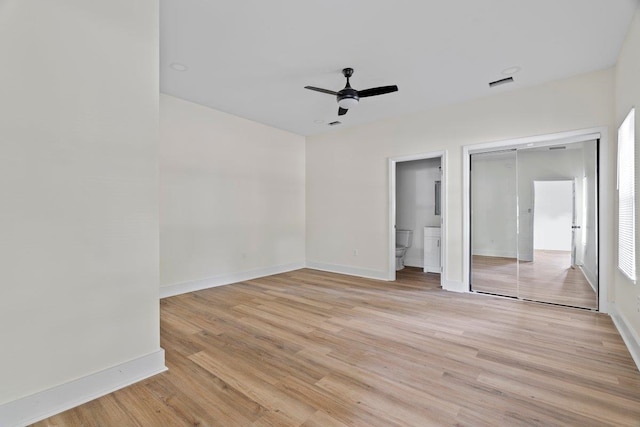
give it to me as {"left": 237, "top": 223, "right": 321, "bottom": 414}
{"left": 304, "top": 86, "right": 338, "bottom": 96}
{"left": 338, "top": 107, "right": 348, "bottom": 116}
{"left": 357, "top": 85, "right": 398, "bottom": 98}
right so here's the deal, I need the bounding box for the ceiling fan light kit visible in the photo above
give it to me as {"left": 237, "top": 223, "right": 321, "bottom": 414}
{"left": 337, "top": 97, "right": 359, "bottom": 109}
{"left": 305, "top": 67, "right": 398, "bottom": 116}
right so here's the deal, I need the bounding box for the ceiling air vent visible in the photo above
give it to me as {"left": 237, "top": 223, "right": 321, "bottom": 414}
{"left": 328, "top": 121, "right": 342, "bottom": 126}
{"left": 549, "top": 146, "right": 566, "bottom": 150}
{"left": 489, "top": 77, "right": 514, "bottom": 88}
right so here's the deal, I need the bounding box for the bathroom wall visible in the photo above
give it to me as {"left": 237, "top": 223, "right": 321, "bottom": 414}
{"left": 159, "top": 95, "right": 306, "bottom": 297}
{"left": 396, "top": 158, "right": 442, "bottom": 267}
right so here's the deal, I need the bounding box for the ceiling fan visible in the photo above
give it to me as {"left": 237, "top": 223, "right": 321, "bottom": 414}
{"left": 304, "top": 68, "right": 398, "bottom": 116}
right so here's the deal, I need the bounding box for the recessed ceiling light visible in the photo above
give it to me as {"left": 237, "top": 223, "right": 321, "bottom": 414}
{"left": 170, "top": 62, "right": 189, "bottom": 72}
{"left": 314, "top": 119, "right": 324, "bottom": 124}
{"left": 502, "top": 66, "right": 521, "bottom": 76}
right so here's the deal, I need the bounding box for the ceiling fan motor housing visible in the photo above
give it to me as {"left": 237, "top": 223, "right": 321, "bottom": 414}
{"left": 337, "top": 92, "right": 358, "bottom": 109}
{"left": 337, "top": 87, "right": 359, "bottom": 107}
{"left": 338, "top": 68, "right": 358, "bottom": 108}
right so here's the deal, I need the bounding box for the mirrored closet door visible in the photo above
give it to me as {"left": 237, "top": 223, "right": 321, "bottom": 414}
{"left": 470, "top": 150, "right": 518, "bottom": 298}
{"left": 470, "top": 140, "right": 598, "bottom": 310}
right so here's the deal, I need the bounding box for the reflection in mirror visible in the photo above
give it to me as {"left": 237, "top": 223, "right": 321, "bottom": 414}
{"left": 470, "top": 150, "right": 518, "bottom": 297}
{"left": 516, "top": 141, "right": 598, "bottom": 309}
{"left": 435, "top": 180, "right": 441, "bottom": 215}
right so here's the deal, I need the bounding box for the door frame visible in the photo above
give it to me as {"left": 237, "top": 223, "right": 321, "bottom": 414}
{"left": 388, "top": 150, "right": 448, "bottom": 287}
{"left": 462, "top": 127, "right": 609, "bottom": 312}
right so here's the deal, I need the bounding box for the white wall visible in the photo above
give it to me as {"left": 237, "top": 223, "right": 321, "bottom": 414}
{"left": 160, "top": 95, "right": 305, "bottom": 295}
{"left": 517, "top": 145, "right": 589, "bottom": 261}
{"left": 0, "top": 0, "right": 160, "bottom": 406}
{"left": 396, "top": 158, "right": 441, "bottom": 267}
{"left": 306, "top": 68, "right": 614, "bottom": 289}
{"left": 471, "top": 151, "right": 518, "bottom": 258}
{"left": 614, "top": 3, "right": 640, "bottom": 350}
{"left": 533, "top": 181, "right": 573, "bottom": 251}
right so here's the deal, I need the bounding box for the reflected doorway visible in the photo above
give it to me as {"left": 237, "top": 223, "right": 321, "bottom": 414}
{"left": 470, "top": 140, "right": 598, "bottom": 310}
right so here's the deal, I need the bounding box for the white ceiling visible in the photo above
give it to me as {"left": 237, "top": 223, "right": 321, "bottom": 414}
{"left": 160, "top": 0, "right": 637, "bottom": 136}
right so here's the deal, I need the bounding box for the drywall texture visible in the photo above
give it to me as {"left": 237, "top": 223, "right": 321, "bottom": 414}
{"left": 396, "top": 158, "right": 442, "bottom": 267}
{"left": 614, "top": 3, "right": 640, "bottom": 342}
{"left": 0, "top": 0, "right": 160, "bottom": 404}
{"left": 306, "top": 68, "right": 614, "bottom": 287}
{"left": 533, "top": 181, "right": 573, "bottom": 251}
{"left": 160, "top": 95, "right": 305, "bottom": 290}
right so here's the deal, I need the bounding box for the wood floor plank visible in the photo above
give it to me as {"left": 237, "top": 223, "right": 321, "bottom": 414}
{"left": 472, "top": 250, "right": 598, "bottom": 309}
{"left": 33, "top": 267, "right": 640, "bottom": 426}
{"left": 300, "top": 410, "right": 350, "bottom": 427}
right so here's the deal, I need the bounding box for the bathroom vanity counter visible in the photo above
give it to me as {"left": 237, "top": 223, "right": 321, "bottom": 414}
{"left": 423, "top": 227, "right": 441, "bottom": 273}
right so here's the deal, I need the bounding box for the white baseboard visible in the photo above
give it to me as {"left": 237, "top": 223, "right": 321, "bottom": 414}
{"left": 579, "top": 264, "right": 598, "bottom": 292}
{"left": 472, "top": 249, "right": 517, "bottom": 259}
{"left": 305, "top": 261, "right": 388, "bottom": 281}
{"left": 0, "top": 349, "right": 167, "bottom": 427}
{"left": 609, "top": 303, "right": 640, "bottom": 372}
{"left": 443, "top": 279, "right": 466, "bottom": 293}
{"left": 160, "top": 262, "right": 305, "bottom": 298}
{"left": 403, "top": 256, "right": 424, "bottom": 268}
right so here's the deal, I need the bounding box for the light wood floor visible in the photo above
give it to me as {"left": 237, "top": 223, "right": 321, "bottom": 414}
{"left": 34, "top": 268, "right": 640, "bottom": 426}
{"left": 472, "top": 250, "right": 597, "bottom": 309}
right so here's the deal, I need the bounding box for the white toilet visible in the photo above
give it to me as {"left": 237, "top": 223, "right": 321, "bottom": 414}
{"left": 395, "top": 229, "right": 413, "bottom": 271}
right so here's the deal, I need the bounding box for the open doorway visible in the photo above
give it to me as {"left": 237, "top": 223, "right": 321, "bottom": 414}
{"left": 388, "top": 151, "right": 447, "bottom": 287}
{"left": 533, "top": 180, "right": 575, "bottom": 264}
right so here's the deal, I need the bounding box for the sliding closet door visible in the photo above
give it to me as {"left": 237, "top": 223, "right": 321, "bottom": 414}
{"left": 470, "top": 151, "right": 518, "bottom": 297}
{"left": 516, "top": 142, "right": 598, "bottom": 309}
{"left": 581, "top": 140, "right": 599, "bottom": 308}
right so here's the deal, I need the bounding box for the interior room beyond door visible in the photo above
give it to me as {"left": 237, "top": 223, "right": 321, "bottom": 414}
{"left": 470, "top": 140, "right": 598, "bottom": 310}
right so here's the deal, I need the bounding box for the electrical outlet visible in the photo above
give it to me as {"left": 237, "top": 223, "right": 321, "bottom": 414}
{"left": 353, "top": 249, "right": 358, "bottom": 256}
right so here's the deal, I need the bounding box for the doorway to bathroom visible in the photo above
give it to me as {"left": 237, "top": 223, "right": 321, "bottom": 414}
{"left": 467, "top": 137, "right": 599, "bottom": 310}
{"left": 388, "top": 151, "right": 447, "bottom": 286}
